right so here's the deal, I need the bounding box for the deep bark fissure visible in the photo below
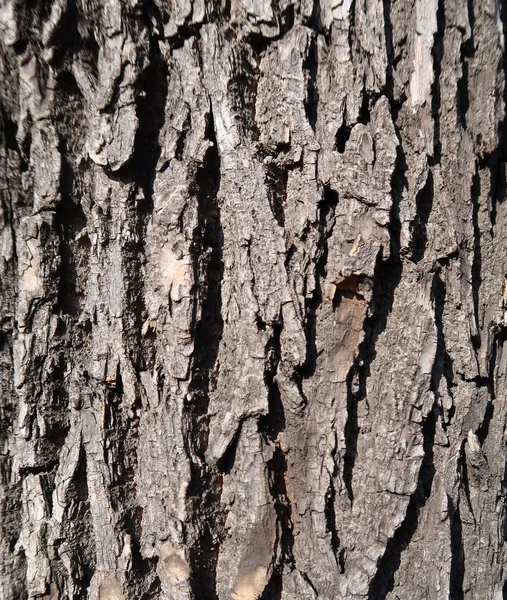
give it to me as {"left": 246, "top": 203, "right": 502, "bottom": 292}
{"left": 456, "top": 20, "right": 473, "bottom": 130}
{"left": 411, "top": 169, "right": 434, "bottom": 264}
{"left": 470, "top": 165, "right": 482, "bottom": 344}
{"left": 487, "top": 0, "right": 507, "bottom": 228}
{"left": 342, "top": 252, "right": 403, "bottom": 503}
{"left": 367, "top": 409, "right": 436, "bottom": 600}
{"left": 430, "top": 0, "right": 445, "bottom": 165}
{"left": 476, "top": 329, "right": 507, "bottom": 445}
{"left": 335, "top": 123, "right": 352, "bottom": 153}
{"left": 324, "top": 473, "right": 341, "bottom": 565}
{"left": 258, "top": 446, "right": 293, "bottom": 600}
{"left": 458, "top": 441, "right": 476, "bottom": 526}
{"left": 185, "top": 108, "right": 223, "bottom": 600}
{"left": 298, "top": 185, "right": 338, "bottom": 380}
{"left": 431, "top": 270, "right": 455, "bottom": 390}
{"left": 245, "top": 2, "right": 295, "bottom": 55}
{"left": 258, "top": 321, "right": 296, "bottom": 599}
{"left": 343, "top": 364, "right": 359, "bottom": 503}
{"left": 133, "top": 2, "right": 168, "bottom": 215}
{"left": 382, "top": 0, "right": 395, "bottom": 103}
{"left": 55, "top": 141, "right": 87, "bottom": 317}
{"left": 265, "top": 161, "right": 288, "bottom": 228}
{"left": 303, "top": 33, "right": 319, "bottom": 132}
{"left": 448, "top": 495, "right": 465, "bottom": 600}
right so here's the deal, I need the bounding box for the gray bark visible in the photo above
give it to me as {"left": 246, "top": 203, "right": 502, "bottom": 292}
{"left": 0, "top": 0, "right": 506, "bottom": 598}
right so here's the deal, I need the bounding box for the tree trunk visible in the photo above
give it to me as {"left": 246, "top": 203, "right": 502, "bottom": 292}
{"left": 1, "top": 0, "right": 506, "bottom": 598}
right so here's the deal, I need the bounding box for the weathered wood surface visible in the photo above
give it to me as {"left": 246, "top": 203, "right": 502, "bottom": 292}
{"left": 1, "top": 0, "right": 507, "bottom": 598}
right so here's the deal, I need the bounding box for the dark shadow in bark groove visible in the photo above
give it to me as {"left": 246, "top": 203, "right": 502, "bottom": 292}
{"left": 1, "top": 106, "right": 28, "bottom": 172}
{"left": 303, "top": 34, "right": 319, "bottom": 132}
{"left": 476, "top": 328, "right": 507, "bottom": 445}
{"left": 456, "top": 11, "right": 473, "bottom": 130}
{"left": 258, "top": 323, "right": 296, "bottom": 600}
{"left": 382, "top": 0, "right": 394, "bottom": 98}
{"left": 459, "top": 441, "right": 476, "bottom": 528}
{"left": 306, "top": 0, "right": 325, "bottom": 38}
{"left": 411, "top": 169, "right": 434, "bottom": 263}
{"left": 367, "top": 409, "right": 436, "bottom": 600}
{"left": 55, "top": 140, "right": 88, "bottom": 317}
{"left": 185, "top": 107, "right": 224, "bottom": 600}
{"left": 115, "top": 0, "right": 169, "bottom": 372}
{"left": 448, "top": 496, "right": 465, "bottom": 599}
{"left": 470, "top": 167, "right": 482, "bottom": 344}
{"left": 259, "top": 322, "right": 285, "bottom": 439}
{"left": 334, "top": 88, "right": 373, "bottom": 153}
{"left": 216, "top": 422, "right": 242, "bottom": 475}
{"left": 133, "top": 2, "right": 168, "bottom": 215}
{"left": 488, "top": 0, "right": 507, "bottom": 228}
{"left": 429, "top": 0, "right": 445, "bottom": 166}
{"left": 342, "top": 252, "right": 402, "bottom": 502}
{"left": 259, "top": 446, "right": 294, "bottom": 600}
{"left": 265, "top": 161, "right": 288, "bottom": 228}
{"left": 324, "top": 474, "right": 341, "bottom": 565}
{"left": 343, "top": 365, "right": 359, "bottom": 502}
{"left": 124, "top": 520, "right": 161, "bottom": 599}
{"left": 247, "top": 4, "right": 295, "bottom": 55}
{"left": 431, "top": 271, "right": 455, "bottom": 405}
{"left": 297, "top": 185, "right": 338, "bottom": 381}
{"left": 335, "top": 123, "right": 352, "bottom": 153}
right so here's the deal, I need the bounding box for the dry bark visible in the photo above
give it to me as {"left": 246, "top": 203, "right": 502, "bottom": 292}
{"left": 1, "top": 0, "right": 507, "bottom": 598}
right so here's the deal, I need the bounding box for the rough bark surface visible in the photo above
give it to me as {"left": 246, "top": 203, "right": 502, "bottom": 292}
{"left": 1, "top": 0, "right": 507, "bottom": 598}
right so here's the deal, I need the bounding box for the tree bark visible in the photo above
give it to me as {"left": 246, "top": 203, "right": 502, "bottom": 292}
{"left": 1, "top": 0, "right": 506, "bottom": 598}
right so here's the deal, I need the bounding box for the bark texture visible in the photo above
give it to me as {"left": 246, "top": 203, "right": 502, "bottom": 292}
{"left": 1, "top": 0, "right": 507, "bottom": 598}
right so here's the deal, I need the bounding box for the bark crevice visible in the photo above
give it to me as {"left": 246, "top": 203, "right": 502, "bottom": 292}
{"left": 186, "top": 107, "right": 223, "bottom": 600}
{"left": 367, "top": 409, "right": 436, "bottom": 600}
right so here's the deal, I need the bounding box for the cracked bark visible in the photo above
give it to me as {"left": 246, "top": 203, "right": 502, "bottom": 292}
{"left": 1, "top": 1, "right": 507, "bottom": 599}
